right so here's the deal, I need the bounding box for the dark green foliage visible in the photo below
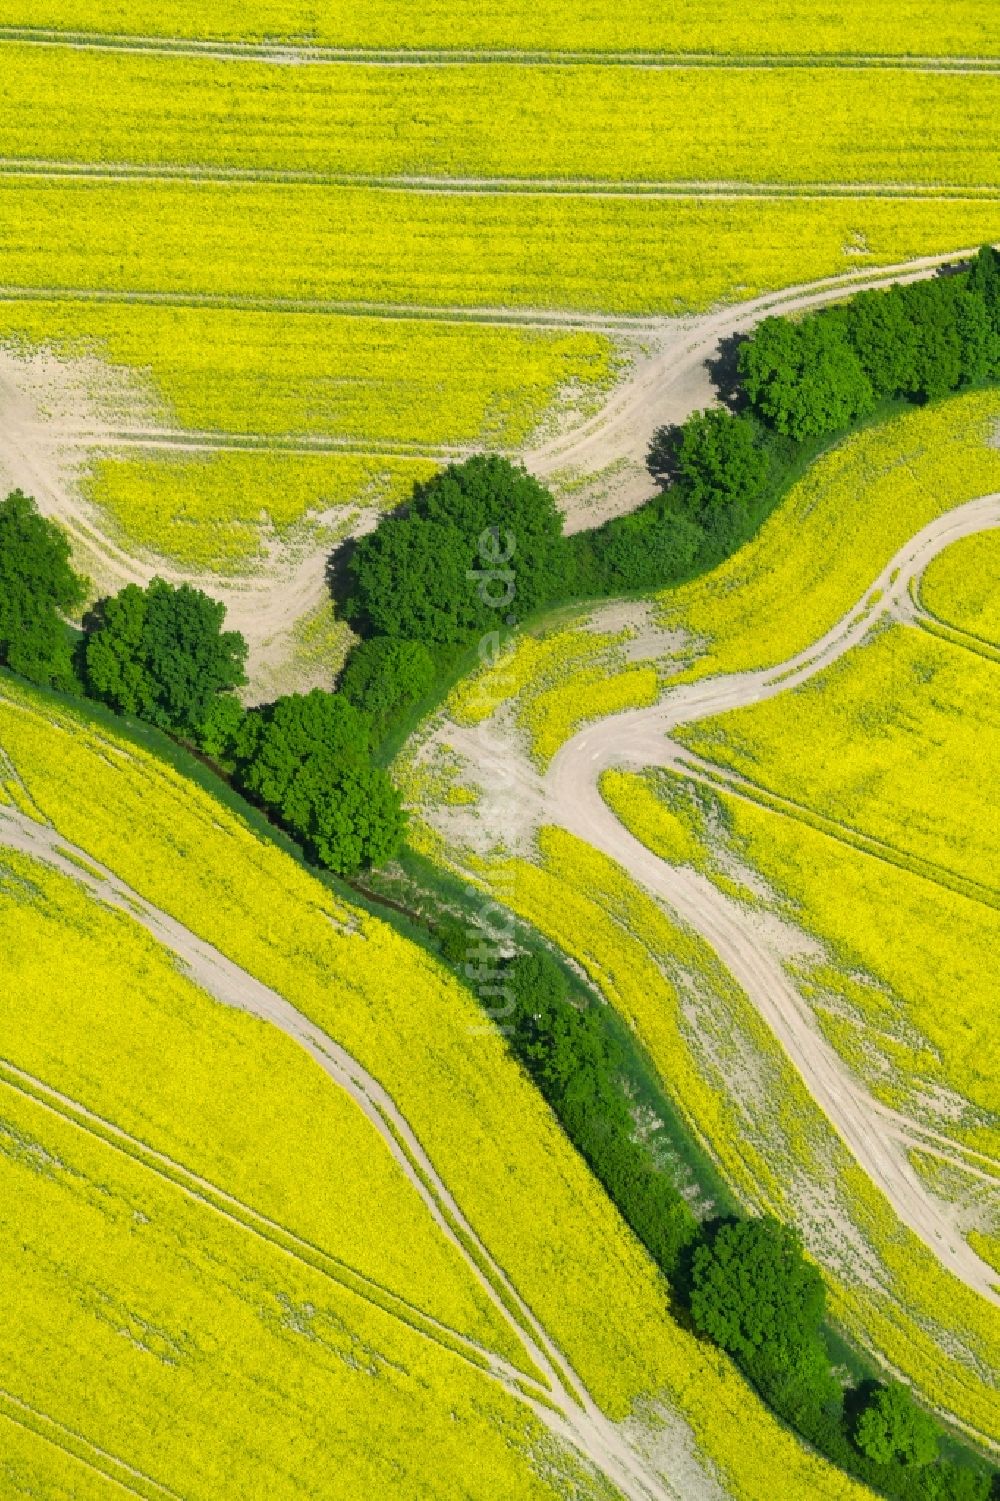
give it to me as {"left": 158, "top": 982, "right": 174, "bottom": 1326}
{"left": 0, "top": 490, "right": 86, "bottom": 689}
{"left": 567, "top": 498, "right": 705, "bottom": 596}
{"left": 920, "top": 1466, "right": 992, "bottom": 1501}
{"left": 503, "top": 951, "right": 699, "bottom": 1277}
{"left": 338, "top": 636, "right": 436, "bottom": 740}
{"left": 665, "top": 409, "right": 770, "bottom": 518}
{"left": 85, "top": 578, "right": 247, "bottom": 735}
{"left": 287, "top": 758, "right": 405, "bottom": 876}
{"left": 346, "top": 455, "right": 567, "bottom": 645}
{"left": 234, "top": 689, "right": 404, "bottom": 876}
{"left": 844, "top": 279, "right": 981, "bottom": 401}
{"left": 738, "top": 312, "right": 877, "bottom": 439}
{"left": 196, "top": 692, "right": 248, "bottom": 762}
{"left": 846, "top": 286, "right": 925, "bottom": 398}
{"left": 690, "top": 1216, "right": 826, "bottom": 1364}
{"left": 751, "top": 1337, "right": 842, "bottom": 1431}
{"left": 739, "top": 249, "right": 1000, "bottom": 447}
{"left": 436, "top": 918, "right": 470, "bottom": 965}
{"left": 238, "top": 690, "right": 369, "bottom": 808}
{"left": 854, "top": 1383, "right": 940, "bottom": 1469}
{"left": 967, "top": 243, "right": 1000, "bottom": 336}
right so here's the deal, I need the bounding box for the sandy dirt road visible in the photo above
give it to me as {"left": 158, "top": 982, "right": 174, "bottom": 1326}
{"left": 3, "top": 29, "right": 1000, "bottom": 69}
{"left": 439, "top": 494, "right": 1000, "bottom": 1303}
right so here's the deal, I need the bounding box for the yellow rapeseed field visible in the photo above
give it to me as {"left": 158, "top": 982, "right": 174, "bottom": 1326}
{"left": 4, "top": 179, "right": 1000, "bottom": 315}
{"left": 85, "top": 450, "right": 439, "bottom": 571}
{"left": 921, "top": 529, "right": 1000, "bottom": 647}
{"left": 0, "top": 845, "right": 524, "bottom": 1363}
{"left": 0, "top": 298, "right": 614, "bottom": 446}
{"left": 0, "top": 679, "right": 885, "bottom": 1499}
{"left": 0, "top": 296, "right": 612, "bottom": 568}
{"left": 0, "top": 680, "right": 684, "bottom": 1417}
{"left": 4, "top": 0, "right": 997, "bottom": 56}
{"left": 660, "top": 393, "right": 1000, "bottom": 678}
{"left": 0, "top": 1082, "right": 584, "bottom": 1501}
{"left": 4, "top": 46, "right": 1000, "bottom": 188}
{"left": 0, "top": 1403, "right": 136, "bottom": 1501}
{"left": 678, "top": 623, "right": 1000, "bottom": 896}
{"left": 607, "top": 762, "right": 1000, "bottom": 1148}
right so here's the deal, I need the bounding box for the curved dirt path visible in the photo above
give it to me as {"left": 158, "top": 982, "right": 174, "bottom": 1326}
{"left": 542, "top": 493, "right": 1000, "bottom": 1301}
{"left": 0, "top": 802, "right": 682, "bottom": 1501}
{"left": 0, "top": 247, "right": 988, "bottom": 696}
{"left": 526, "top": 248, "right": 993, "bottom": 527}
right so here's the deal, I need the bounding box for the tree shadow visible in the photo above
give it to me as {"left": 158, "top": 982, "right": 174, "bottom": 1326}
{"left": 325, "top": 532, "right": 357, "bottom": 616}
{"left": 645, "top": 423, "right": 683, "bottom": 489}
{"left": 707, "top": 332, "right": 750, "bottom": 413}
{"left": 646, "top": 331, "right": 751, "bottom": 487}
{"left": 842, "top": 1378, "right": 880, "bottom": 1438}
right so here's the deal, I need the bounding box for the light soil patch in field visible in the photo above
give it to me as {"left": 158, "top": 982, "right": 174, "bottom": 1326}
{"left": 0, "top": 346, "right": 366, "bottom": 698}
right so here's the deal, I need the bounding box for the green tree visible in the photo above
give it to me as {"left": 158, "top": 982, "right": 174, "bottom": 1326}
{"left": 85, "top": 578, "right": 246, "bottom": 734}
{"left": 845, "top": 287, "right": 921, "bottom": 398}
{"left": 690, "top": 1217, "right": 826, "bottom": 1365}
{"left": 739, "top": 313, "right": 876, "bottom": 439}
{"left": 236, "top": 690, "right": 403, "bottom": 876}
{"left": 751, "top": 1336, "right": 841, "bottom": 1429}
{"left": 668, "top": 409, "right": 769, "bottom": 518}
{"left": 921, "top": 1464, "right": 992, "bottom": 1501}
{"left": 338, "top": 636, "right": 436, "bottom": 742}
{"left": 569, "top": 498, "right": 704, "bottom": 595}
{"left": 0, "top": 490, "right": 85, "bottom": 689}
{"left": 854, "top": 1382, "right": 939, "bottom": 1468}
{"left": 900, "top": 280, "right": 966, "bottom": 399}
{"left": 346, "top": 456, "right": 566, "bottom": 646}
{"left": 238, "top": 690, "right": 370, "bottom": 809}
{"left": 967, "top": 244, "right": 1000, "bottom": 338}
{"left": 288, "top": 758, "right": 405, "bottom": 876}
{"left": 197, "top": 693, "right": 248, "bottom": 762}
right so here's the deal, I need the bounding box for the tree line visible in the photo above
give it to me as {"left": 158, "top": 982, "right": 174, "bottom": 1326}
{"left": 503, "top": 950, "right": 995, "bottom": 1501}
{"left": 342, "top": 246, "right": 1000, "bottom": 655}
{"left": 6, "top": 246, "right": 999, "bottom": 810}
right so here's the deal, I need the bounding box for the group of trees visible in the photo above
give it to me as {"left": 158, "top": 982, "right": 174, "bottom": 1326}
{"left": 580, "top": 245, "right": 1000, "bottom": 596}
{"left": 505, "top": 951, "right": 699, "bottom": 1275}
{"left": 345, "top": 453, "right": 568, "bottom": 644}
{"left": 0, "top": 490, "right": 86, "bottom": 690}
{"left": 502, "top": 950, "right": 994, "bottom": 1501}
{"left": 84, "top": 578, "right": 248, "bottom": 736}
{"left": 222, "top": 690, "right": 404, "bottom": 876}
{"left": 740, "top": 245, "right": 1000, "bottom": 441}
{"left": 0, "top": 495, "right": 403, "bottom": 877}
